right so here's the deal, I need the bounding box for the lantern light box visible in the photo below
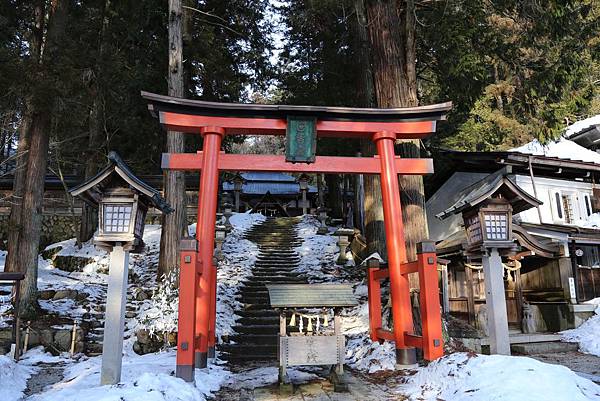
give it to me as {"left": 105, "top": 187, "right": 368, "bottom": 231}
{"left": 70, "top": 151, "right": 172, "bottom": 253}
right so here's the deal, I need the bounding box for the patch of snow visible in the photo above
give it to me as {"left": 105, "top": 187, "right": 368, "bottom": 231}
{"left": 346, "top": 336, "right": 396, "bottom": 373}
{"left": 28, "top": 350, "right": 228, "bottom": 401}
{"left": 561, "top": 305, "right": 600, "bottom": 357}
{"left": 0, "top": 354, "right": 37, "bottom": 401}
{"left": 565, "top": 115, "right": 600, "bottom": 138}
{"left": 509, "top": 137, "right": 600, "bottom": 164}
{"left": 401, "top": 352, "right": 600, "bottom": 401}
{"left": 0, "top": 249, "right": 6, "bottom": 271}
{"left": 295, "top": 215, "right": 340, "bottom": 282}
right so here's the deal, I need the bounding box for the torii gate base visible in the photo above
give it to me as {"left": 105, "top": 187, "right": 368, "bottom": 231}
{"left": 143, "top": 92, "right": 450, "bottom": 382}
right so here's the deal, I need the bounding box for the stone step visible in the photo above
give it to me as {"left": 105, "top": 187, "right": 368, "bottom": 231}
{"left": 244, "top": 276, "right": 305, "bottom": 283}
{"left": 236, "top": 309, "right": 279, "bottom": 317}
{"left": 511, "top": 341, "right": 580, "bottom": 355}
{"left": 219, "top": 344, "right": 277, "bottom": 357}
{"left": 256, "top": 256, "right": 300, "bottom": 262}
{"left": 228, "top": 334, "right": 278, "bottom": 345}
{"left": 232, "top": 324, "right": 279, "bottom": 334}
{"left": 219, "top": 352, "right": 277, "bottom": 362}
{"left": 236, "top": 316, "right": 279, "bottom": 325}
{"left": 251, "top": 271, "right": 300, "bottom": 278}
{"left": 253, "top": 263, "right": 300, "bottom": 268}
{"left": 252, "top": 266, "right": 298, "bottom": 272}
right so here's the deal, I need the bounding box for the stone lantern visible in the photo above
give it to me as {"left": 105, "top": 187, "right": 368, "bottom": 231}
{"left": 298, "top": 173, "right": 310, "bottom": 215}
{"left": 70, "top": 151, "right": 171, "bottom": 385}
{"left": 214, "top": 225, "right": 227, "bottom": 262}
{"left": 437, "top": 170, "right": 541, "bottom": 356}
{"left": 222, "top": 202, "right": 233, "bottom": 231}
{"left": 232, "top": 174, "right": 244, "bottom": 212}
{"left": 317, "top": 206, "right": 329, "bottom": 235}
{"left": 334, "top": 228, "right": 355, "bottom": 265}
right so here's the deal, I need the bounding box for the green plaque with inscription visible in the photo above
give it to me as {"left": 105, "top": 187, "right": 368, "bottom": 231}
{"left": 286, "top": 116, "right": 317, "bottom": 163}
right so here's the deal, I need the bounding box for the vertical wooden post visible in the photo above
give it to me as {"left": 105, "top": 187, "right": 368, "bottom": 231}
{"left": 366, "top": 259, "right": 382, "bottom": 342}
{"left": 176, "top": 238, "right": 198, "bottom": 382}
{"left": 13, "top": 279, "right": 21, "bottom": 361}
{"left": 278, "top": 310, "right": 287, "bottom": 384}
{"left": 417, "top": 242, "right": 444, "bottom": 360}
{"left": 465, "top": 263, "right": 475, "bottom": 324}
{"left": 482, "top": 248, "right": 511, "bottom": 355}
{"left": 194, "top": 126, "right": 224, "bottom": 369}
{"left": 208, "top": 256, "right": 217, "bottom": 360}
{"left": 373, "top": 130, "right": 416, "bottom": 368}
{"left": 101, "top": 244, "right": 129, "bottom": 385}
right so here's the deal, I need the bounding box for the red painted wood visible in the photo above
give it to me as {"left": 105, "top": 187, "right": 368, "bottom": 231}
{"left": 404, "top": 333, "right": 424, "bottom": 349}
{"left": 400, "top": 261, "right": 419, "bottom": 275}
{"left": 160, "top": 111, "right": 436, "bottom": 138}
{"left": 374, "top": 130, "right": 414, "bottom": 351}
{"left": 367, "top": 264, "right": 383, "bottom": 342}
{"left": 375, "top": 328, "right": 395, "bottom": 341}
{"left": 176, "top": 249, "right": 198, "bottom": 375}
{"left": 418, "top": 251, "right": 444, "bottom": 360}
{"left": 162, "top": 153, "right": 433, "bottom": 175}
{"left": 372, "top": 268, "right": 390, "bottom": 281}
{"left": 194, "top": 128, "right": 223, "bottom": 367}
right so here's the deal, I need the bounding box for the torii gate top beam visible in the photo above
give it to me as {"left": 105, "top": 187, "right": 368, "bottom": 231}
{"left": 142, "top": 91, "right": 452, "bottom": 139}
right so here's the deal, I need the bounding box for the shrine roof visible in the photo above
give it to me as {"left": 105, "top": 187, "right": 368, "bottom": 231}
{"left": 142, "top": 91, "right": 452, "bottom": 122}
{"left": 266, "top": 284, "right": 358, "bottom": 308}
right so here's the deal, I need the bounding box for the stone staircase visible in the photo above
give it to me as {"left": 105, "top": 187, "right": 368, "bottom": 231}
{"left": 220, "top": 217, "right": 306, "bottom": 362}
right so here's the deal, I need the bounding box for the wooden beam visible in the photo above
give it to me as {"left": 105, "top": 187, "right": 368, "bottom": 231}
{"left": 404, "top": 333, "right": 424, "bottom": 348}
{"left": 400, "top": 261, "right": 419, "bottom": 275}
{"left": 162, "top": 153, "right": 434, "bottom": 175}
{"left": 375, "top": 328, "right": 395, "bottom": 341}
{"left": 159, "top": 111, "right": 436, "bottom": 138}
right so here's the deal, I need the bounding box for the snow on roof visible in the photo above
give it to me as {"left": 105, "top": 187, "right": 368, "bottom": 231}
{"left": 509, "top": 137, "right": 600, "bottom": 164}
{"left": 565, "top": 115, "right": 600, "bottom": 138}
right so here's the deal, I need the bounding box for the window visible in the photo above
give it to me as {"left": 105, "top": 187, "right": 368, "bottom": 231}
{"left": 583, "top": 194, "right": 592, "bottom": 217}
{"left": 554, "top": 192, "right": 563, "bottom": 220}
{"left": 103, "top": 204, "right": 132, "bottom": 233}
{"left": 484, "top": 213, "right": 508, "bottom": 240}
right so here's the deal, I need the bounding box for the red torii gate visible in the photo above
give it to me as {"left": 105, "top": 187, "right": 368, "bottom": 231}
{"left": 142, "top": 92, "right": 452, "bottom": 382}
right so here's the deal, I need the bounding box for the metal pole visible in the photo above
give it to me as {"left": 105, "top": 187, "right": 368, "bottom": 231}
{"left": 194, "top": 126, "right": 223, "bottom": 369}
{"left": 373, "top": 131, "right": 416, "bottom": 368}
{"left": 101, "top": 244, "right": 129, "bottom": 385}
{"left": 482, "top": 247, "right": 511, "bottom": 355}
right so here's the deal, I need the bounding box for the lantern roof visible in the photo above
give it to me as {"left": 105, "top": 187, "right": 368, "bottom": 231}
{"left": 436, "top": 167, "right": 542, "bottom": 219}
{"left": 70, "top": 151, "right": 172, "bottom": 213}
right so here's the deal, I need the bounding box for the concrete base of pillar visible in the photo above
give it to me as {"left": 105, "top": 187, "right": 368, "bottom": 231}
{"left": 195, "top": 351, "right": 208, "bottom": 369}
{"left": 208, "top": 346, "right": 215, "bottom": 359}
{"left": 395, "top": 348, "right": 418, "bottom": 369}
{"left": 176, "top": 364, "right": 195, "bottom": 382}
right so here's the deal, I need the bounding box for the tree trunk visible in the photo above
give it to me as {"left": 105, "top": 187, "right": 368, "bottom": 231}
{"left": 366, "top": 0, "right": 427, "bottom": 263}
{"left": 5, "top": 113, "right": 31, "bottom": 273}
{"left": 5, "top": 0, "right": 45, "bottom": 274}
{"left": 78, "top": 0, "right": 112, "bottom": 244}
{"left": 159, "top": 0, "right": 187, "bottom": 279}
{"left": 354, "top": 0, "right": 387, "bottom": 259}
{"left": 325, "top": 174, "right": 343, "bottom": 219}
{"left": 16, "top": 0, "right": 69, "bottom": 318}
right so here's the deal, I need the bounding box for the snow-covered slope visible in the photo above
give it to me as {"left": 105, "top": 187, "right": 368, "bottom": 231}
{"left": 401, "top": 352, "right": 600, "bottom": 401}
{"left": 561, "top": 304, "right": 600, "bottom": 357}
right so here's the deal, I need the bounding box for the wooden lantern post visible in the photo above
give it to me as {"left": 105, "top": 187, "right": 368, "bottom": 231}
{"left": 70, "top": 152, "right": 172, "bottom": 385}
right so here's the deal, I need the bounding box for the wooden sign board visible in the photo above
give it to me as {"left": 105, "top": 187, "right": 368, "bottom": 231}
{"left": 280, "top": 335, "right": 345, "bottom": 366}
{"left": 286, "top": 116, "right": 317, "bottom": 163}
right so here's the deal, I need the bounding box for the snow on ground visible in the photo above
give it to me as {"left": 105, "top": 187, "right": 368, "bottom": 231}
{"left": 295, "top": 215, "right": 340, "bottom": 282}
{"left": 294, "top": 216, "right": 397, "bottom": 373}
{"left": 24, "top": 348, "right": 228, "bottom": 401}
{"left": 0, "top": 249, "right": 6, "bottom": 271}
{"left": 215, "top": 211, "right": 265, "bottom": 336}
{"left": 509, "top": 137, "right": 600, "bottom": 164}
{"left": 221, "top": 366, "right": 319, "bottom": 390}
{"left": 401, "top": 352, "right": 600, "bottom": 401}
{"left": 1, "top": 354, "right": 38, "bottom": 401}
{"left": 561, "top": 305, "right": 600, "bottom": 357}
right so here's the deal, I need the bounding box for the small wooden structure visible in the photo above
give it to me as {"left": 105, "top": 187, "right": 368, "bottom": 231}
{"left": 267, "top": 284, "right": 357, "bottom": 391}
{"left": 0, "top": 272, "right": 25, "bottom": 360}
{"left": 69, "top": 151, "right": 171, "bottom": 385}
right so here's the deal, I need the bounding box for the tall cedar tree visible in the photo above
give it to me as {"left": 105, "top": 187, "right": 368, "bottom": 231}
{"left": 159, "top": 0, "right": 187, "bottom": 279}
